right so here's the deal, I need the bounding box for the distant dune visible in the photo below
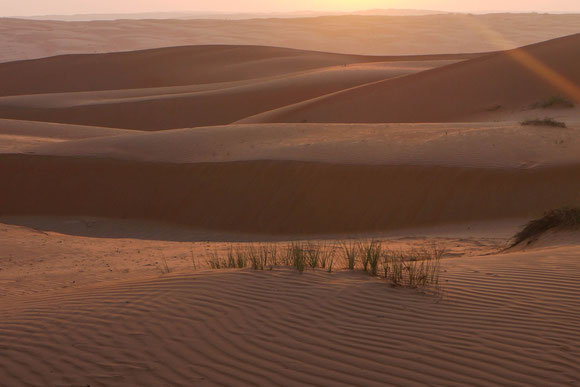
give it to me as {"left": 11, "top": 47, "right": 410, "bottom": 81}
{"left": 0, "top": 46, "right": 468, "bottom": 129}
{"left": 0, "top": 118, "right": 138, "bottom": 152}
{"left": 0, "top": 45, "right": 414, "bottom": 96}
{"left": 1, "top": 13, "right": 579, "bottom": 62}
{"left": 18, "top": 9, "right": 447, "bottom": 21}
{"left": 2, "top": 122, "right": 579, "bottom": 234}
{"left": 239, "top": 34, "right": 580, "bottom": 124}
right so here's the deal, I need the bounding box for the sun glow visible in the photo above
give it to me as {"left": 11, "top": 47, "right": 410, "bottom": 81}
{"left": 460, "top": 17, "right": 580, "bottom": 103}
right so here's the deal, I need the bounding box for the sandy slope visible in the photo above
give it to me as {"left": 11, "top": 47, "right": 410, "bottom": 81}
{"left": 0, "top": 45, "right": 421, "bottom": 96}
{"left": 0, "top": 60, "right": 459, "bottom": 130}
{"left": 0, "top": 221, "right": 578, "bottom": 386}
{"left": 0, "top": 118, "right": 139, "bottom": 152}
{"left": 2, "top": 123, "right": 579, "bottom": 234}
{"left": 1, "top": 14, "right": 580, "bottom": 62}
{"left": 240, "top": 34, "right": 580, "bottom": 124}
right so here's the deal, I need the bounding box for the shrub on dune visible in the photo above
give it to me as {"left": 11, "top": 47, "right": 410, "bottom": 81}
{"left": 532, "top": 96, "right": 575, "bottom": 109}
{"left": 520, "top": 117, "right": 566, "bottom": 128}
{"left": 512, "top": 207, "right": 580, "bottom": 246}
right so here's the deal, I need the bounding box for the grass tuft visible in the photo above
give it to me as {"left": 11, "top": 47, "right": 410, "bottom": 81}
{"left": 207, "top": 250, "right": 223, "bottom": 269}
{"left": 342, "top": 241, "right": 358, "bottom": 270}
{"left": 383, "top": 244, "right": 444, "bottom": 288}
{"left": 512, "top": 207, "right": 580, "bottom": 246}
{"left": 360, "top": 240, "right": 382, "bottom": 276}
{"left": 203, "top": 240, "right": 444, "bottom": 289}
{"left": 288, "top": 242, "right": 307, "bottom": 274}
{"left": 521, "top": 117, "right": 566, "bottom": 128}
{"left": 533, "top": 96, "right": 575, "bottom": 109}
{"left": 306, "top": 242, "right": 321, "bottom": 269}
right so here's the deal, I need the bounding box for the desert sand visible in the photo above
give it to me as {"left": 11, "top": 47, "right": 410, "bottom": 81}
{"left": 0, "top": 219, "right": 579, "bottom": 385}
{"left": 0, "top": 50, "right": 466, "bottom": 129}
{"left": 0, "top": 13, "right": 579, "bottom": 387}
{"left": 2, "top": 14, "right": 580, "bottom": 62}
{"left": 239, "top": 34, "right": 580, "bottom": 124}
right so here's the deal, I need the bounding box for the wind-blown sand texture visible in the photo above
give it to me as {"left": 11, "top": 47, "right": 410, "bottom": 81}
{"left": 1, "top": 13, "right": 580, "bottom": 62}
{"left": 1, "top": 15, "right": 579, "bottom": 386}
{"left": 0, "top": 220, "right": 579, "bottom": 386}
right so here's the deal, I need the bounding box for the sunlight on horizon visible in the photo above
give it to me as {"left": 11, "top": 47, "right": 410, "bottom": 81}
{"left": 459, "top": 16, "right": 580, "bottom": 103}
{"left": 2, "top": 0, "right": 580, "bottom": 17}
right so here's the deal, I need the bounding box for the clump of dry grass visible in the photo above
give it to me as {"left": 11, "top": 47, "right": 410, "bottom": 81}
{"left": 383, "top": 244, "right": 444, "bottom": 288}
{"left": 203, "top": 240, "right": 445, "bottom": 289}
{"left": 287, "top": 242, "right": 307, "bottom": 274}
{"left": 532, "top": 96, "right": 574, "bottom": 109}
{"left": 512, "top": 207, "right": 580, "bottom": 246}
{"left": 359, "top": 240, "right": 382, "bottom": 276}
{"left": 521, "top": 117, "right": 566, "bottom": 128}
{"left": 342, "top": 241, "right": 358, "bottom": 270}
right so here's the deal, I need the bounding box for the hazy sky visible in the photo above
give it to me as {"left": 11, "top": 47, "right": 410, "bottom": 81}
{"left": 2, "top": 0, "right": 580, "bottom": 17}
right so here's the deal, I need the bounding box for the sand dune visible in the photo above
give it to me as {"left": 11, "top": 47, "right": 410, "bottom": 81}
{"left": 1, "top": 123, "right": 579, "bottom": 234}
{"left": 2, "top": 14, "right": 580, "bottom": 386}
{"left": 2, "top": 14, "right": 580, "bottom": 62}
{"left": 0, "top": 233, "right": 578, "bottom": 385}
{"left": 26, "top": 123, "right": 580, "bottom": 168}
{"left": 0, "top": 45, "right": 388, "bottom": 96}
{"left": 0, "top": 60, "right": 459, "bottom": 130}
{"left": 240, "top": 34, "right": 580, "bottom": 124}
{"left": 0, "top": 45, "right": 474, "bottom": 97}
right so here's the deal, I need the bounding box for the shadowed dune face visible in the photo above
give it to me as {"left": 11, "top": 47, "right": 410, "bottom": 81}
{"left": 3, "top": 122, "right": 580, "bottom": 234}
{"left": 0, "top": 45, "right": 471, "bottom": 97}
{"left": 239, "top": 34, "right": 580, "bottom": 124}
{"left": 1, "top": 154, "right": 579, "bottom": 234}
{"left": 0, "top": 60, "right": 459, "bottom": 130}
{"left": 2, "top": 34, "right": 576, "bottom": 130}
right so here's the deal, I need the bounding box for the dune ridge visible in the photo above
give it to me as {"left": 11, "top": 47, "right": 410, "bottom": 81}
{"left": 24, "top": 123, "right": 580, "bottom": 168}
{"left": 239, "top": 34, "right": 580, "bottom": 124}
{"left": 1, "top": 153, "right": 579, "bottom": 234}
{"left": 0, "top": 60, "right": 459, "bottom": 130}
{"left": 0, "top": 45, "right": 477, "bottom": 97}
{"left": 0, "top": 118, "right": 139, "bottom": 152}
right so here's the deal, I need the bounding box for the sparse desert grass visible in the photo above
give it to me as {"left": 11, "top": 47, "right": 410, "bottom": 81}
{"left": 306, "top": 242, "right": 321, "bottom": 269}
{"left": 342, "top": 241, "right": 358, "bottom": 270}
{"left": 319, "top": 244, "right": 335, "bottom": 269}
{"left": 521, "top": 117, "right": 566, "bottom": 128}
{"left": 383, "top": 244, "right": 444, "bottom": 287}
{"left": 287, "top": 242, "right": 307, "bottom": 273}
{"left": 207, "top": 250, "right": 224, "bottom": 269}
{"left": 532, "top": 96, "right": 575, "bottom": 109}
{"left": 512, "top": 207, "right": 580, "bottom": 246}
{"left": 359, "top": 240, "right": 382, "bottom": 276}
{"left": 202, "top": 240, "right": 445, "bottom": 289}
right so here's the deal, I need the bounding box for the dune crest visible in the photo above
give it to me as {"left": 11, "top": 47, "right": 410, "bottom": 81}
{"left": 239, "top": 34, "right": 580, "bottom": 124}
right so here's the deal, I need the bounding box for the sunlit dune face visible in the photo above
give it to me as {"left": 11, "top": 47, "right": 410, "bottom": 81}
{"left": 458, "top": 16, "right": 580, "bottom": 103}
